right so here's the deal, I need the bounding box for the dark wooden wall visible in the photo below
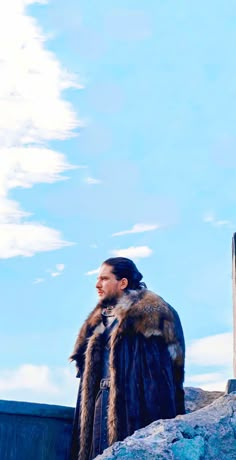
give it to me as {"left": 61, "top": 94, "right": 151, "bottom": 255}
{"left": 0, "top": 400, "right": 74, "bottom": 460}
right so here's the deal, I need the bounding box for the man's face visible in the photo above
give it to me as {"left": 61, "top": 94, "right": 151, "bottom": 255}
{"left": 96, "top": 264, "right": 128, "bottom": 304}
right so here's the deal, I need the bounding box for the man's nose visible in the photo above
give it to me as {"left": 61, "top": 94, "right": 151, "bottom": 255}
{"left": 96, "top": 279, "right": 101, "bottom": 289}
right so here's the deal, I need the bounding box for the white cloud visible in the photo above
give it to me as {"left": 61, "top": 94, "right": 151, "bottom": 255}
{"left": 0, "top": 364, "right": 78, "bottom": 406}
{"left": 186, "top": 332, "right": 233, "bottom": 367}
{"left": 51, "top": 272, "right": 61, "bottom": 277}
{"left": 25, "top": 1, "right": 48, "bottom": 5}
{"left": 185, "top": 332, "right": 234, "bottom": 391}
{"left": 0, "top": 364, "right": 58, "bottom": 394}
{"left": 0, "top": 198, "right": 30, "bottom": 224}
{"left": 198, "top": 380, "right": 228, "bottom": 391}
{"left": 33, "top": 277, "right": 45, "bottom": 284}
{"left": 0, "top": 2, "right": 81, "bottom": 146}
{"left": 186, "top": 372, "right": 223, "bottom": 384}
{"left": 214, "top": 220, "right": 231, "bottom": 227}
{"left": 111, "top": 246, "right": 153, "bottom": 259}
{"left": 112, "top": 223, "right": 160, "bottom": 237}
{"left": 203, "top": 213, "right": 214, "bottom": 223}
{"left": 0, "top": 1, "right": 82, "bottom": 258}
{"left": 85, "top": 177, "right": 102, "bottom": 185}
{"left": 0, "top": 148, "right": 77, "bottom": 194}
{"left": 48, "top": 263, "right": 65, "bottom": 277}
{"left": 51, "top": 263, "right": 65, "bottom": 277}
{"left": 203, "top": 213, "right": 232, "bottom": 228}
{"left": 56, "top": 263, "right": 65, "bottom": 272}
{"left": 185, "top": 371, "right": 229, "bottom": 392}
{"left": 34, "top": 263, "right": 65, "bottom": 283}
{"left": 85, "top": 268, "right": 100, "bottom": 276}
{"left": 0, "top": 223, "right": 73, "bottom": 258}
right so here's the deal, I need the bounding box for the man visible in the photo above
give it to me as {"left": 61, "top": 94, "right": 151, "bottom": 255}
{"left": 70, "top": 257, "right": 185, "bottom": 460}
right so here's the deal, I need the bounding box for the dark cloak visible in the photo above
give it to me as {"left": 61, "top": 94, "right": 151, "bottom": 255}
{"left": 69, "top": 289, "right": 185, "bottom": 460}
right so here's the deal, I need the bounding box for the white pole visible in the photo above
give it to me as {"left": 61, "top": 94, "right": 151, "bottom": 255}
{"left": 233, "top": 233, "right": 236, "bottom": 378}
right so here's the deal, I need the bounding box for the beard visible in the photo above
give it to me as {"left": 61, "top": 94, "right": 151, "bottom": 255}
{"left": 100, "top": 294, "right": 121, "bottom": 308}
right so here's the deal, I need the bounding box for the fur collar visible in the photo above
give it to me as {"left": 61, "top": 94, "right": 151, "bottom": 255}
{"left": 70, "top": 289, "right": 184, "bottom": 366}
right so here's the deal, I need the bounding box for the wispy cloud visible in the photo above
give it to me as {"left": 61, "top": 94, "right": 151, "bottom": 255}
{"left": 56, "top": 263, "right": 65, "bottom": 272}
{"left": 186, "top": 372, "right": 223, "bottom": 384}
{"left": 34, "top": 263, "right": 65, "bottom": 283}
{"left": 0, "top": 364, "right": 77, "bottom": 406}
{"left": 85, "top": 177, "right": 102, "bottom": 185}
{"left": 214, "top": 220, "right": 232, "bottom": 227}
{"left": 185, "top": 371, "right": 229, "bottom": 391}
{"left": 203, "top": 213, "right": 215, "bottom": 223}
{"left": 51, "top": 263, "right": 65, "bottom": 277}
{"left": 0, "top": 364, "right": 58, "bottom": 394}
{"left": 33, "top": 277, "right": 45, "bottom": 284}
{"left": 112, "top": 223, "right": 160, "bottom": 237}
{"left": 0, "top": 224, "right": 73, "bottom": 259}
{"left": 185, "top": 332, "right": 233, "bottom": 391}
{"left": 49, "top": 263, "right": 65, "bottom": 278}
{"left": 111, "top": 246, "right": 153, "bottom": 259}
{"left": 0, "top": 1, "right": 81, "bottom": 258}
{"left": 85, "top": 268, "right": 100, "bottom": 276}
{"left": 203, "top": 213, "right": 233, "bottom": 228}
{"left": 186, "top": 332, "right": 233, "bottom": 367}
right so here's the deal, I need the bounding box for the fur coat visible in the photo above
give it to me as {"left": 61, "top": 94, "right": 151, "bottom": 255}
{"left": 69, "top": 289, "right": 185, "bottom": 460}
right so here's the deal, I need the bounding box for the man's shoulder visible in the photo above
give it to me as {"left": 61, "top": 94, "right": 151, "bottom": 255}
{"left": 115, "top": 289, "right": 176, "bottom": 328}
{"left": 121, "top": 288, "right": 173, "bottom": 314}
{"left": 116, "top": 289, "right": 184, "bottom": 349}
{"left": 136, "top": 288, "right": 169, "bottom": 306}
{"left": 137, "top": 289, "right": 182, "bottom": 320}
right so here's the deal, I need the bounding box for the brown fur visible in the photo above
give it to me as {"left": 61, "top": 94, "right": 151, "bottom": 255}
{"left": 71, "top": 289, "right": 185, "bottom": 459}
{"left": 107, "top": 329, "right": 120, "bottom": 445}
{"left": 69, "top": 305, "right": 102, "bottom": 362}
{"left": 78, "top": 332, "right": 103, "bottom": 460}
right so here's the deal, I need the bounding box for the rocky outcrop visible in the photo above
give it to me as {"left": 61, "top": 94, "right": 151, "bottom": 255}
{"left": 184, "top": 386, "right": 223, "bottom": 413}
{"left": 96, "top": 393, "right": 236, "bottom": 460}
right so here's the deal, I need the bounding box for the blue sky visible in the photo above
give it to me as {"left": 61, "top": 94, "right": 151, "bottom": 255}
{"left": 0, "top": 0, "right": 235, "bottom": 405}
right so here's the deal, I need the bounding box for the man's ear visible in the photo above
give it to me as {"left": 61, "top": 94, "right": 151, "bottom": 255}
{"left": 120, "top": 278, "right": 128, "bottom": 290}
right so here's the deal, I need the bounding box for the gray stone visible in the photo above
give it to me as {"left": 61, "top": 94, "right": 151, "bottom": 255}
{"left": 96, "top": 394, "right": 236, "bottom": 460}
{"left": 184, "top": 386, "right": 223, "bottom": 413}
